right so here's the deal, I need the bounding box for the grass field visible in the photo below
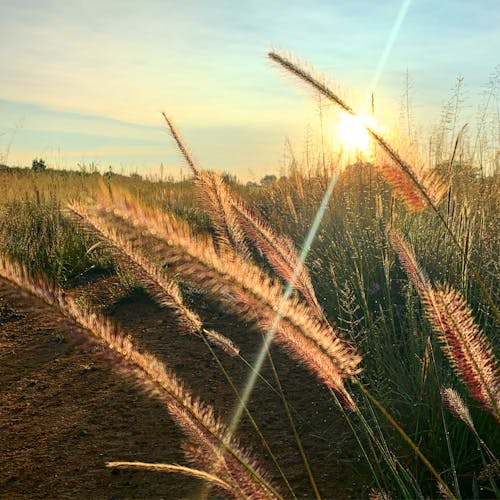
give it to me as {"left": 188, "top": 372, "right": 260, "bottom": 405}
{"left": 0, "top": 53, "right": 498, "bottom": 499}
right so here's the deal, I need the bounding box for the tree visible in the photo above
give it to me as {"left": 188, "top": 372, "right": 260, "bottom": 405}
{"left": 31, "top": 158, "right": 46, "bottom": 172}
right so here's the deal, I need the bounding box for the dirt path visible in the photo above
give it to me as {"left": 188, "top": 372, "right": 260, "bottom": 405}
{"left": 0, "top": 275, "right": 366, "bottom": 499}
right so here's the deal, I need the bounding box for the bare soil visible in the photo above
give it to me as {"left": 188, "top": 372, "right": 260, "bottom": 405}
{"left": 0, "top": 272, "right": 367, "bottom": 499}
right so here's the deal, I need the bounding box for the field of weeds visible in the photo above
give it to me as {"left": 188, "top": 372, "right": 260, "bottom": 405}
{"left": 0, "top": 53, "right": 499, "bottom": 499}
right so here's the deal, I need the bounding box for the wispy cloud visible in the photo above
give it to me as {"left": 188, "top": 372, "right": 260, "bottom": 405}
{"left": 1, "top": 0, "right": 498, "bottom": 175}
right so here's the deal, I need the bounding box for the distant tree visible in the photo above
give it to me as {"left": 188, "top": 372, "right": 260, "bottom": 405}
{"left": 260, "top": 174, "right": 277, "bottom": 186}
{"left": 31, "top": 158, "right": 46, "bottom": 172}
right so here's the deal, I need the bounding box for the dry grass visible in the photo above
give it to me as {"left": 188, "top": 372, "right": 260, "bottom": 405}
{"left": 391, "top": 231, "right": 500, "bottom": 423}
{"left": 0, "top": 51, "right": 498, "bottom": 499}
{"left": 267, "top": 51, "right": 448, "bottom": 211}
{"left": 0, "top": 255, "right": 279, "bottom": 499}
{"left": 84, "top": 190, "right": 361, "bottom": 408}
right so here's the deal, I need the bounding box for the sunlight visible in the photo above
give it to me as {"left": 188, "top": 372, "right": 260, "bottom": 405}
{"left": 335, "top": 112, "right": 390, "bottom": 155}
{"left": 337, "top": 113, "right": 370, "bottom": 153}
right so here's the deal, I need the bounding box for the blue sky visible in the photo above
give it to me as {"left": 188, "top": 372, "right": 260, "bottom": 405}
{"left": 1, "top": 0, "right": 498, "bottom": 180}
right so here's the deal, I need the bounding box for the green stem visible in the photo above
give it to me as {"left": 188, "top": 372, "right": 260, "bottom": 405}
{"left": 355, "top": 379, "right": 456, "bottom": 500}
{"left": 329, "top": 388, "right": 386, "bottom": 494}
{"left": 200, "top": 333, "right": 297, "bottom": 499}
{"left": 428, "top": 342, "right": 461, "bottom": 498}
{"left": 268, "top": 51, "right": 500, "bottom": 324}
{"left": 265, "top": 347, "right": 322, "bottom": 500}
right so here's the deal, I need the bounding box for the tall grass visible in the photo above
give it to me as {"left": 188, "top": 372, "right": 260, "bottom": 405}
{"left": 0, "top": 52, "right": 498, "bottom": 498}
{"left": 0, "top": 256, "right": 280, "bottom": 499}
{"left": 0, "top": 195, "right": 112, "bottom": 284}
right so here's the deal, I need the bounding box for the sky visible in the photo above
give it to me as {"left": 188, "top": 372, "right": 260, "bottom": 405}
{"left": 0, "top": 0, "right": 498, "bottom": 181}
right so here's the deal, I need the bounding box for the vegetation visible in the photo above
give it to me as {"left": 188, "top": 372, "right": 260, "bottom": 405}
{"left": 31, "top": 157, "right": 47, "bottom": 172}
{"left": 0, "top": 52, "right": 498, "bottom": 499}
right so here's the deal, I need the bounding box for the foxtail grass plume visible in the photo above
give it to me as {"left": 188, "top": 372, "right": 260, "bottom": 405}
{"left": 196, "top": 170, "right": 251, "bottom": 258}
{"left": 389, "top": 231, "right": 430, "bottom": 292}
{"left": 268, "top": 50, "right": 447, "bottom": 211}
{"left": 441, "top": 387, "right": 475, "bottom": 430}
{"left": 162, "top": 113, "right": 324, "bottom": 317}
{"left": 430, "top": 284, "right": 500, "bottom": 422}
{"left": 0, "top": 255, "right": 279, "bottom": 499}
{"left": 66, "top": 201, "right": 201, "bottom": 333}
{"left": 440, "top": 388, "right": 499, "bottom": 482}
{"left": 65, "top": 201, "right": 239, "bottom": 357}
{"left": 391, "top": 231, "right": 500, "bottom": 423}
{"left": 106, "top": 462, "right": 234, "bottom": 492}
{"left": 90, "top": 193, "right": 361, "bottom": 409}
{"left": 231, "top": 199, "right": 323, "bottom": 317}
{"left": 162, "top": 112, "right": 200, "bottom": 176}
{"left": 162, "top": 113, "right": 249, "bottom": 257}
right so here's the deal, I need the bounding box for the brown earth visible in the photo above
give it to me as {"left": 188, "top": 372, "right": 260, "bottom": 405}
{"left": 0, "top": 272, "right": 367, "bottom": 499}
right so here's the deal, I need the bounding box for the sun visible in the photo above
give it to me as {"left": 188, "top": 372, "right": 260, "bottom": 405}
{"left": 336, "top": 114, "right": 370, "bottom": 153}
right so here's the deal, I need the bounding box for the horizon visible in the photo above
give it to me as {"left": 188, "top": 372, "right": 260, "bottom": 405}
{"left": 1, "top": 0, "right": 499, "bottom": 181}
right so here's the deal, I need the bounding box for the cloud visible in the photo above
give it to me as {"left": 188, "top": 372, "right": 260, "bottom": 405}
{"left": 1, "top": 0, "right": 498, "bottom": 176}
